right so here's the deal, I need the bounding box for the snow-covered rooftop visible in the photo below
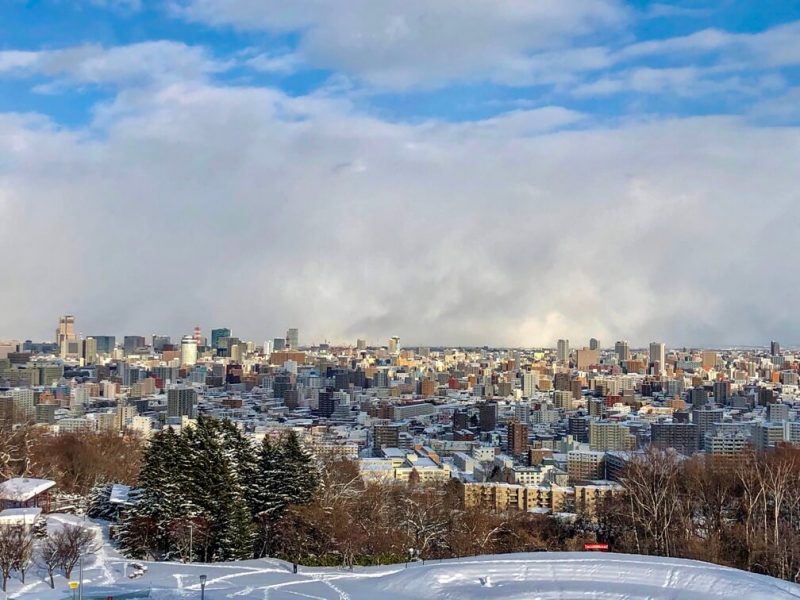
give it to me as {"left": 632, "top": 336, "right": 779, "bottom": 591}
{"left": 0, "top": 477, "right": 56, "bottom": 502}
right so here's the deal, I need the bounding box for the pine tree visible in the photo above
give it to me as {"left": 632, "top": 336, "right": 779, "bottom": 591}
{"left": 117, "top": 427, "right": 185, "bottom": 559}
{"left": 280, "top": 430, "right": 319, "bottom": 506}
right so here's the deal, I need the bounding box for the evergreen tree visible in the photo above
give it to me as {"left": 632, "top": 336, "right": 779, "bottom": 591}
{"left": 252, "top": 435, "right": 285, "bottom": 518}
{"left": 117, "top": 427, "right": 184, "bottom": 559}
{"left": 280, "top": 431, "right": 319, "bottom": 506}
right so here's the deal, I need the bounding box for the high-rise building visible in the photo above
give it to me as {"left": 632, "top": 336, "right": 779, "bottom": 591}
{"left": 649, "top": 342, "right": 666, "bottom": 375}
{"left": 82, "top": 337, "right": 97, "bottom": 364}
{"left": 286, "top": 328, "right": 299, "bottom": 349}
{"left": 615, "top": 340, "right": 630, "bottom": 362}
{"left": 701, "top": 351, "right": 718, "bottom": 370}
{"left": 507, "top": 420, "right": 529, "bottom": 457}
{"left": 273, "top": 337, "right": 286, "bottom": 351}
{"left": 557, "top": 339, "right": 570, "bottom": 364}
{"left": 356, "top": 339, "right": 367, "bottom": 351}
{"left": 92, "top": 336, "right": 116, "bottom": 355}
{"left": 692, "top": 407, "right": 724, "bottom": 450}
{"left": 770, "top": 340, "right": 781, "bottom": 356}
{"left": 388, "top": 336, "right": 400, "bottom": 354}
{"left": 123, "top": 336, "right": 146, "bottom": 355}
{"left": 56, "top": 315, "right": 77, "bottom": 358}
{"left": 589, "top": 338, "right": 600, "bottom": 351}
{"left": 590, "top": 420, "right": 636, "bottom": 451}
{"left": 180, "top": 335, "right": 198, "bottom": 366}
{"left": 152, "top": 335, "right": 171, "bottom": 352}
{"left": 688, "top": 387, "right": 709, "bottom": 409}
{"left": 167, "top": 387, "right": 197, "bottom": 418}
{"left": 479, "top": 402, "right": 497, "bottom": 432}
{"left": 651, "top": 422, "right": 698, "bottom": 455}
{"left": 211, "top": 328, "right": 231, "bottom": 350}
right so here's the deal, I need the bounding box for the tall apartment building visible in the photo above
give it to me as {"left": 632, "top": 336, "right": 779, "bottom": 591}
{"left": 693, "top": 407, "right": 724, "bottom": 451}
{"left": 589, "top": 338, "right": 600, "bottom": 351}
{"left": 752, "top": 422, "right": 785, "bottom": 450}
{"left": 82, "top": 337, "right": 97, "bottom": 364}
{"left": 167, "top": 387, "right": 197, "bottom": 419}
{"left": 615, "top": 340, "right": 630, "bottom": 362}
{"left": 651, "top": 422, "right": 698, "bottom": 455}
{"left": 589, "top": 420, "right": 635, "bottom": 451}
{"left": 557, "top": 339, "right": 570, "bottom": 364}
{"left": 479, "top": 402, "right": 498, "bottom": 432}
{"left": 649, "top": 342, "right": 666, "bottom": 376}
{"left": 567, "top": 451, "right": 606, "bottom": 483}
{"left": 507, "top": 420, "right": 529, "bottom": 457}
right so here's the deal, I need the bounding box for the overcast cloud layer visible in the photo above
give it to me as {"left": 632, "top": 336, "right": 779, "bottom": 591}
{"left": 0, "top": 1, "right": 799, "bottom": 347}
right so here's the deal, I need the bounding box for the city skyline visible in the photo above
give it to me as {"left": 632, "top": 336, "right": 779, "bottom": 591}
{"left": 2, "top": 2, "right": 800, "bottom": 346}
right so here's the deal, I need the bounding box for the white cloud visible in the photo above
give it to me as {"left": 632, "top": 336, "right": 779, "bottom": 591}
{"left": 173, "top": 0, "right": 629, "bottom": 88}
{"left": 0, "top": 41, "right": 223, "bottom": 87}
{"left": 0, "top": 82, "right": 798, "bottom": 347}
{"left": 618, "top": 21, "right": 800, "bottom": 69}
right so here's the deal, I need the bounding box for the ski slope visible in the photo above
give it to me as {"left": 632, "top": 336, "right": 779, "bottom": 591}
{"left": 8, "top": 545, "right": 800, "bottom": 599}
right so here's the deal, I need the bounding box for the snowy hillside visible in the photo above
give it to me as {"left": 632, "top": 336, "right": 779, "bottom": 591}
{"left": 6, "top": 518, "right": 800, "bottom": 600}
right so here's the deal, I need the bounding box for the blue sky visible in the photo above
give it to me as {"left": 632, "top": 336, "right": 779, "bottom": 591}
{"left": 2, "top": 0, "right": 800, "bottom": 126}
{"left": 1, "top": 1, "right": 800, "bottom": 346}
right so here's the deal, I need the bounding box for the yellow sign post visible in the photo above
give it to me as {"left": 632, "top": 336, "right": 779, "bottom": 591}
{"left": 69, "top": 581, "right": 79, "bottom": 600}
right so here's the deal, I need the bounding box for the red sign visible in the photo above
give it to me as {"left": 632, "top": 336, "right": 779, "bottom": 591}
{"left": 584, "top": 543, "right": 609, "bottom": 551}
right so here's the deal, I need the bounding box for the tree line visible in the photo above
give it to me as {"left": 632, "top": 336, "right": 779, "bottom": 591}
{"left": 597, "top": 446, "right": 800, "bottom": 583}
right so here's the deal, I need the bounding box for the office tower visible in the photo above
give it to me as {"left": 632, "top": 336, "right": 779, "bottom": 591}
{"left": 167, "top": 387, "right": 198, "bottom": 418}
{"left": 193, "top": 326, "right": 203, "bottom": 346}
{"left": 692, "top": 407, "right": 724, "bottom": 450}
{"left": 688, "top": 387, "right": 709, "bottom": 409}
{"left": 286, "top": 328, "right": 299, "bottom": 349}
{"left": 92, "top": 336, "right": 116, "bottom": 355}
{"left": 712, "top": 380, "right": 730, "bottom": 404}
{"left": 701, "top": 351, "right": 718, "bottom": 370}
{"left": 152, "top": 335, "right": 171, "bottom": 352}
{"left": 649, "top": 342, "right": 666, "bottom": 375}
{"left": 56, "top": 315, "right": 77, "bottom": 357}
{"left": 388, "top": 336, "right": 400, "bottom": 354}
{"left": 651, "top": 423, "right": 698, "bottom": 455}
{"left": 211, "top": 328, "right": 231, "bottom": 350}
{"left": 180, "top": 335, "right": 198, "bottom": 366}
{"left": 123, "top": 336, "right": 146, "bottom": 355}
{"left": 356, "top": 338, "right": 367, "bottom": 351}
{"left": 507, "top": 420, "right": 529, "bottom": 457}
{"left": 557, "top": 339, "right": 569, "bottom": 364}
{"left": 273, "top": 337, "right": 286, "bottom": 351}
{"left": 589, "top": 338, "right": 600, "bottom": 351}
{"left": 770, "top": 340, "right": 781, "bottom": 356}
{"left": 479, "top": 402, "right": 497, "bottom": 432}
{"left": 82, "top": 337, "right": 97, "bottom": 364}
{"left": 615, "top": 340, "right": 630, "bottom": 362}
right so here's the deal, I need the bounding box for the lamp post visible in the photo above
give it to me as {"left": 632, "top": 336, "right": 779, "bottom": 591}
{"left": 199, "top": 574, "right": 207, "bottom": 600}
{"left": 188, "top": 523, "right": 194, "bottom": 564}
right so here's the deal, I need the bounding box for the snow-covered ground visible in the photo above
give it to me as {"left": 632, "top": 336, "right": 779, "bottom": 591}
{"left": 7, "top": 516, "right": 800, "bottom": 599}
